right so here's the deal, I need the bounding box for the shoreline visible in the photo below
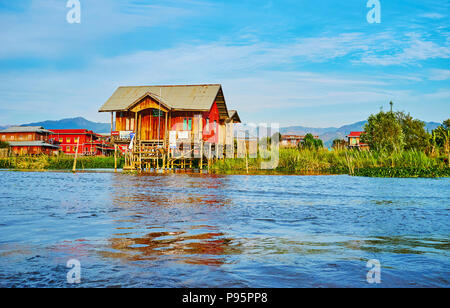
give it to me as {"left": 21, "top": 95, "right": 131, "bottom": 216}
{"left": 1, "top": 167, "right": 449, "bottom": 178}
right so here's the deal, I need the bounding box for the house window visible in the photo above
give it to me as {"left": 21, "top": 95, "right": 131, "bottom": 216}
{"left": 205, "top": 119, "right": 210, "bottom": 133}
{"left": 67, "top": 138, "right": 71, "bottom": 143}
{"left": 59, "top": 138, "right": 63, "bottom": 143}
{"left": 213, "top": 120, "right": 217, "bottom": 133}
{"left": 67, "top": 146, "right": 71, "bottom": 152}
{"left": 1, "top": 135, "right": 5, "bottom": 140}
{"left": 183, "top": 118, "right": 192, "bottom": 131}
{"left": 74, "top": 137, "right": 79, "bottom": 143}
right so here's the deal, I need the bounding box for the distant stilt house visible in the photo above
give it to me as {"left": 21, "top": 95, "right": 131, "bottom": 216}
{"left": 0, "top": 126, "right": 59, "bottom": 155}
{"left": 281, "top": 135, "right": 319, "bottom": 148}
{"left": 98, "top": 84, "right": 241, "bottom": 171}
{"left": 347, "top": 132, "right": 370, "bottom": 150}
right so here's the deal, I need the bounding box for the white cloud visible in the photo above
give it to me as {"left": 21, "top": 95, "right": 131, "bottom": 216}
{"left": 420, "top": 13, "right": 445, "bottom": 19}
{"left": 429, "top": 69, "right": 450, "bottom": 81}
{"left": 358, "top": 34, "right": 450, "bottom": 66}
{"left": 0, "top": 0, "right": 210, "bottom": 58}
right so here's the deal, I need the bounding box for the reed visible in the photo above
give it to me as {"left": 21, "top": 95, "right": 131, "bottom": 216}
{"left": 0, "top": 155, "right": 125, "bottom": 170}
{"left": 211, "top": 148, "right": 449, "bottom": 177}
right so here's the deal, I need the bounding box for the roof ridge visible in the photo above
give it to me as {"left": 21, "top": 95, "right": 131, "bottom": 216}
{"left": 118, "top": 84, "right": 221, "bottom": 88}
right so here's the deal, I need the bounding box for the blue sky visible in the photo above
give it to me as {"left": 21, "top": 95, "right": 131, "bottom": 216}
{"left": 0, "top": 0, "right": 449, "bottom": 127}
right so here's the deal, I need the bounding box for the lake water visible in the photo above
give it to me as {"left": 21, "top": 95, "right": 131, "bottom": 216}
{"left": 0, "top": 171, "right": 448, "bottom": 287}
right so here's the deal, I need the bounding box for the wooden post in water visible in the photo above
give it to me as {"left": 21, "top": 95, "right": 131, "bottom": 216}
{"left": 200, "top": 141, "right": 203, "bottom": 171}
{"left": 245, "top": 144, "right": 249, "bottom": 175}
{"left": 114, "top": 144, "right": 117, "bottom": 172}
{"left": 72, "top": 138, "right": 80, "bottom": 172}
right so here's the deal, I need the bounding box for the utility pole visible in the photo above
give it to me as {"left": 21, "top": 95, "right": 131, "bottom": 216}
{"left": 389, "top": 101, "right": 394, "bottom": 113}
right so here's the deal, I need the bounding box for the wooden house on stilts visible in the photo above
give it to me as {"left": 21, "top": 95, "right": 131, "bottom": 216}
{"left": 98, "top": 84, "right": 241, "bottom": 171}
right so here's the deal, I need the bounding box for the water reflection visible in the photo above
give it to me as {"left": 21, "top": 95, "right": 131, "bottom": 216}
{"left": 103, "top": 173, "right": 236, "bottom": 266}
{"left": 0, "top": 171, "right": 449, "bottom": 287}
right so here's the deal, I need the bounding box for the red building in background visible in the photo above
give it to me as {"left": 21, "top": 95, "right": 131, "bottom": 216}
{"left": 50, "top": 129, "right": 114, "bottom": 156}
{"left": 347, "top": 131, "right": 370, "bottom": 150}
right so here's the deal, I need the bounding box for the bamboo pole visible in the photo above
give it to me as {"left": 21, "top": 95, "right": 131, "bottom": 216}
{"left": 114, "top": 144, "right": 117, "bottom": 173}
{"left": 245, "top": 144, "right": 249, "bottom": 174}
{"left": 72, "top": 138, "right": 80, "bottom": 172}
{"left": 200, "top": 141, "right": 203, "bottom": 171}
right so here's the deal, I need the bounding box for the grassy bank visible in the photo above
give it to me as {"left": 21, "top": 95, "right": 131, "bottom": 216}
{"left": 0, "top": 155, "right": 124, "bottom": 170}
{"left": 211, "top": 148, "right": 450, "bottom": 178}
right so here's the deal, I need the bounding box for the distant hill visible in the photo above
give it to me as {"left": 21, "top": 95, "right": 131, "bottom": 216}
{"left": 281, "top": 120, "right": 441, "bottom": 148}
{"left": 21, "top": 117, "right": 111, "bottom": 133}
{"left": 0, "top": 125, "right": 12, "bottom": 131}
{"left": 12, "top": 116, "right": 443, "bottom": 146}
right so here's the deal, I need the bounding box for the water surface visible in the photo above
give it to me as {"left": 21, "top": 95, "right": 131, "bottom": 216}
{"left": 0, "top": 171, "right": 448, "bottom": 287}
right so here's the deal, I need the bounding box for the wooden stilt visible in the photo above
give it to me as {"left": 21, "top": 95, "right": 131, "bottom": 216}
{"left": 72, "top": 138, "right": 80, "bottom": 172}
{"left": 200, "top": 142, "right": 203, "bottom": 171}
{"left": 114, "top": 144, "right": 117, "bottom": 173}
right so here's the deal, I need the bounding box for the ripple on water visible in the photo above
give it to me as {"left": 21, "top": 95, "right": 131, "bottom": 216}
{"left": 0, "top": 171, "right": 448, "bottom": 287}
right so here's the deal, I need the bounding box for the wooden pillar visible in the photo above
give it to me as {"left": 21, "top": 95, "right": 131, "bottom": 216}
{"left": 138, "top": 112, "right": 142, "bottom": 142}
{"left": 200, "top": 141, "right": 203, "bottom": 171}
{"left": 164, "top": 111, "right": 168, "bottom": 148}
{"left": 114, "top": 144, "right": 117, "bottom": 173}
{"left": 72, "top": 138, "right": 80, "bottom": 172}
{"left": 134, "top": 112, "right": 138, "bottom": 134}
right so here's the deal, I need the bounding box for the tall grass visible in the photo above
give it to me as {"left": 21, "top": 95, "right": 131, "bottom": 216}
{"left": 211, "top": 148, "right": 449, "bottom": 177}
{"left": 0, "top": 155, "right": 125, "bottom": 170}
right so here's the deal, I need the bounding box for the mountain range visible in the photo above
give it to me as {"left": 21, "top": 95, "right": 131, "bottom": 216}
{"left": 21, "top": 117, "right": 111, "bottom": 133}
{"left": 5, "top": 116, "right": 442, "bottom": 148}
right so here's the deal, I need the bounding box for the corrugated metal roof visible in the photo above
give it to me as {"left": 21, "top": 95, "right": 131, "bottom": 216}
{"left": 0, "top": 126, "right": 53, "bottom": 134}
{"left": 7, "top": 141, "right": 59, "bottom": 148}
{"left": 227, "top": 110, "right": 241, "bottom": 123}
{"left": 347, "top": 131, "right": 363, "bottom": 137}
{"left": 99, "top": 84, "right": 222, "bottom": 112}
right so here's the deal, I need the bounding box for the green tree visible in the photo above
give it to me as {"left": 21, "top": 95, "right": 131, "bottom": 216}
{"left": 301, "top": 133, "right": 324, "bottom": 149}
{"left": 432, "top": 119, "right": 450, "bottom": 152}
{"left": 396, "top": 111, "right": 429, "bottom": 151}
{"left": 332, "top": 139, "right": 347, "bottom": 150}
{"left": 362, "top": 110, "right": 404, "bottom": 152}
{"left": 0, "top": 141, "right": 9, "bottom": 149}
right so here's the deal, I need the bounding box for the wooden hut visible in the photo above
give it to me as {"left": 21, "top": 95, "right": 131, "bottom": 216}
{"left": 99, "top": 84, "right": 240, "bottom": 170}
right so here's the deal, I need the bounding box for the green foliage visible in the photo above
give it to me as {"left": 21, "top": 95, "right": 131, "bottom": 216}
{"left": 0, "top": 155, "right": 125, "bottom": 170}
{"left": 301, "top": 133, "right": 324, "bottom": 149}
{"left": 396, "top": 112, "right": 429, "bottom": 151}
{"left": 354, "top": 167, "right": 450, "bottom": 178}
{"left": 431, "top": 119, "right": 450, "bottom": 152}
{"left": 0, "top": 141, "right": 9, "bottom": 149}
{"left": 362, "top": 110, "right": 404, "bottom": 152}
{"left": 362, "top": 105, "right": 433, "bottom": 152}
{"left": 332, "top": 139, "right": 347, "bottom": 149}
{"left": 212, "top": 148, "right": 448, "bottom": 178}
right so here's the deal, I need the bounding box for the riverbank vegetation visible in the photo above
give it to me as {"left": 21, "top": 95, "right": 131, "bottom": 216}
{"left": 0, "top": 155, "right": 124, "bottom": 170}
{"left": 213, "top": 104, "right": 450, "bottom": 178}
{"left": 211, "top": 148, "right": 449, "bottom": 177}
